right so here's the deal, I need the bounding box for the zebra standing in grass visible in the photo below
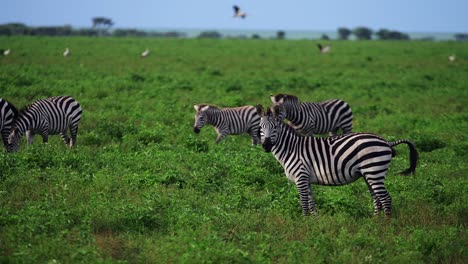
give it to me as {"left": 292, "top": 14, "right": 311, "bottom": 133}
{"left": 270, "top": 93, "right": 353, "bottom": 136}
{"left": 193, "top": 104, "right": 260, "bottom": 144}
{"left": 256, "top": 104, "right": 418, "bottom": 216}
{"left": 8, "top": 96, "right": 82, "bottom": 151}
{"left": 0, "top": 98, "right": 18, "bottom": 152}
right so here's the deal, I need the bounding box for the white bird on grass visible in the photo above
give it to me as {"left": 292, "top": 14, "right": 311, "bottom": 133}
{"left": 3, "top": 49, "right": 10, "bottom": 56}
{"left": 233, "top": 5, "right": 247, "bottom": 19}
{"left": 141, "top": 48, "right": 150, "bottom": 58}
{"left": 448, "top": 54, "right": 456, "bottom": 62}
{"left": 317, "top": 43, "right": 331, "bottom": 54}
{"left": 63, "top": 48, "right": 70, "bottom": 57}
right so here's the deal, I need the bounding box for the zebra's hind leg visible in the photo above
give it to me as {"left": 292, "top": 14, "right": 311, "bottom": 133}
{"left": 365, "top": 179, "right": 383, "bottom": 215}
{"left": 365, "top": 177, "right": 392, "bottom": 217}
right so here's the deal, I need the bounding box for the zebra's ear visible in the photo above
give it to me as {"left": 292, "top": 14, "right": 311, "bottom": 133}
{"left": 272, "top": 104, "right": 284, "bottom": 120}
{"left": 200, "top": 105, "right": 210, "bottom": 112}
{"left": 193, "top": 104, "right": 199, "bottom": 111}
{"left": 270, "top": 95, "right": 276, "bottom": 103}
{"left": 255, "top": 104, "right": 264, "bottom": 116}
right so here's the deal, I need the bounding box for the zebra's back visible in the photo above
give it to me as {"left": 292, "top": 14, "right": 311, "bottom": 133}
{"left": 221, "top": 106, "right": 260, "bottom": 134}
{"left": 299, "top": 133, "right": 392, "bottom": 186}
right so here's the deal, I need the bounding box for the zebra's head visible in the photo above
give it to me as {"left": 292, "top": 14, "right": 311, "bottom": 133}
{"left": 7, "top": 126, "right": 21, "bottom": 152}
{"left": 256, "top": 104, "right": 284, "bottom": 152}
{"left": 193, "top": 104, "right": 210, "bottom": 134}
{"left": 270, "top": 93, "right": 299, "bottom": 118}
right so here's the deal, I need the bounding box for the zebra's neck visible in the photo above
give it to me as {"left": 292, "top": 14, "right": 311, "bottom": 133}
{"left": 206, "top": 108, "right": 222, "bottom": 127}
{"left": 271, "top": 121, "right": 305, "bottom": 158}
{"left": 284, "top": 103, "right": 303, "bottom": 123}
{"left": 14, "top": 110, "right": 39, "bottom": 135}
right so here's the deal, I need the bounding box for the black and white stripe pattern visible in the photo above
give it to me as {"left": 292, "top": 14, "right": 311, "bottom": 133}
{"left": 193, "top": 104, "right": 260, "bottom": 144}
{"left": 0, "top": 98, "right": 18, "bottom": 152}
{"left": 8, "top": 96, "right": 82, "bottom": 151}
{"left": 256, "top": 105, "right": 418, "bottom": 216}
{"left": 271, "top": 93, "right": 353, "bottom": 136}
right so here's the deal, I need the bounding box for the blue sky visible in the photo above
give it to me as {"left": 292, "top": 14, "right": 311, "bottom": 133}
{"left": 2, "top": 0, "right": 467, "bottom": 32}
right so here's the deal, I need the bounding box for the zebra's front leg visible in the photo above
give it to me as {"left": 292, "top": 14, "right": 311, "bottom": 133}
{"left": 215, "top": 133, "right": 226, "bottom": 144}
{"left": 248, "top": 129, "right": 260, "bottom": 145}
{"left": 307, "top": 187, "right": 317, "bottom": 215}
{"left": 296, "top": 178, "right": 314, "bottom": 216}
{"left": 70, "top": 125, "right": 79, "bottom": 147}
{"left": 60, "top": 131, "right": 71, "bottom": 147}
{"left": 26, "top": 130, "right": 35, "bottom": 145}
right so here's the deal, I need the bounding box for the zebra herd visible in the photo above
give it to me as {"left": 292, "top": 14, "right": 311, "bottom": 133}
{"left": 0, "top": 96, "right": 82, "bottom": 152}
{"left": 0, "top": 93, "right": 418, "bottom": 217}
{"left": 194, "top": 93, "right": 419, "bottom": 216}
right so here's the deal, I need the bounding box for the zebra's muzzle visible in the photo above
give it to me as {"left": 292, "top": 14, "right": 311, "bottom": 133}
{"left": 193, "top": 127, "right": 201, "bottom": 134}
{"left": 262, "top": 137, "right": 273, "bottom": 152}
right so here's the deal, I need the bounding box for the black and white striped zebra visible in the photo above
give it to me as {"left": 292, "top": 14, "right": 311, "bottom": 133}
{"left": 193, "top": 104, "right": 260, "bottom": 144}
{"left": 270, "top": 93, "right": 353, "bottom": 136}
{"left": 8, "top": 96, "right": 82, "bottom": 151}
{"left": 256, "top": 104, "right": 418, "bottom": 216}
{"left": 0, "top": 98, "right": 18, "bottom": 152}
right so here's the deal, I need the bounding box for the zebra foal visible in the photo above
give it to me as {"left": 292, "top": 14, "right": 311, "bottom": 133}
{"left": 0, "top": 98, "right": 18, "bottom": 152}
{"left": 270, "top": 93, "right": 353, "bottom": 136}
{"left": 8, "top": 96, "right": 82, "bottom": 151}
{"left": 256, "top": 104, "right": 418, "bottom": 216}
{"left": 193, "top": 104, "right": 260, "bottom": 144}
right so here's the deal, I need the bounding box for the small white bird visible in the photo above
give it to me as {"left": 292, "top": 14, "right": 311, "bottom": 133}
{"left": 233, "top": 5, "right": 247, "bottom": 19}
{"left": 141, "top": 48, "right": 150, "bottom": 58}
{"left": 317, "top": 43, "right": 331, "bottom": 54}
{"left": 448, "top": 54, "right": 456, "bottom": 62}
{"left": 3, "top": 49, "right": 10, "bottom": 56}
{"left": 63, "top": 48, "right": 70, "bottom": 57}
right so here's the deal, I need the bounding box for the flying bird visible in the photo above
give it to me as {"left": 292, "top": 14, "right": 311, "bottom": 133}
{"left": 141, "top": 48, "right": 150, "bottom": 58}
{"left": 448, "top": 54, "right": 456, "bottom": 62}
{"left": 233, "top": 5, "right": 247, "bottom": 19}
{"left": 63, "top": 48, "right": 70, "bottom": 57}
{"left": 317, "top": 44, "right": 331, "bottom": 54}
{"left": 3, "top": 49, "right": 10, "bottom": 56}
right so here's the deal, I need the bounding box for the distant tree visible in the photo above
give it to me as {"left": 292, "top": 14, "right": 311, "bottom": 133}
{"left": 197, "top": 31, "right": 222, "bottom": 39}
{"left": 92, "top": 17, "right": 114, "bottom": 36}
{"left": 454, "top": 33, "right": 468, "bottom": 41}
{"left": 376, "top": 28, "right": 410, "bottom": 40}
{"left": 321, "top": 34, "right": 330, "bottom": 40}
{"left": 251, "top": 34, "right": 261, "bottom": 39}
{"left": 353, "top": 27, "right": 373, "bottom": 40}
{"left": 337, "top": 27, "right": 351, "bottom": 40}
{"left": 276, "top": 30, "right": 285, "bottom": 39}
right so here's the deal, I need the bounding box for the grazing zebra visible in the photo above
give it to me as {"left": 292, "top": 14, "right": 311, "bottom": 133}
{"left": 0, "top": 99, "right": 18, "bottom": 152}
{"left": 256, "top": 104, "right": 418, "bottom": 216}
{"left": 8, "top": 96, "right": 82, "bottom": 151}
{"left": 193, "top": 104, "right": 260, "bottom": 144}
{"left": 270, "top": 93, "right": 353, "bottom": 136}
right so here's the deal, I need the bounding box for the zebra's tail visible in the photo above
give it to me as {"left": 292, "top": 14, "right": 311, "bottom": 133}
{"left": 389, "top": 139, "right": 419, "bottom": 175}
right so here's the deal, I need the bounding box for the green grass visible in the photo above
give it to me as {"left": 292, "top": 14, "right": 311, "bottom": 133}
{"left": 1, "top": 36, "right": 467, "bottom": 263}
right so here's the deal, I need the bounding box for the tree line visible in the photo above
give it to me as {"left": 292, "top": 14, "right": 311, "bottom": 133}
{"left": 0, "top": 18, "right": 466, "bottom": 41}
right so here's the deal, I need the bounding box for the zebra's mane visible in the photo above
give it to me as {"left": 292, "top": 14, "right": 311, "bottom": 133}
{"left": 1, "top": 99, "right": 19, "bottom": 116}
{"left": 198, "top": 104, "right": 221, "bottom": 110}
{"left": 274, "top": 93, "right": 300, "bottom": 103}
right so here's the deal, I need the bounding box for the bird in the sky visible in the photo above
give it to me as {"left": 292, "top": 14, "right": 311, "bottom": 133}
{"left": 317, "top": 43, "right": 331, "bottom": 54}
{"left": 63, "top": 48, "right": 70, "bottom": 57}
{"left": 141, "top": 48, "right": 150, "bottom": 58}
{"left": 233, "top": 5, "right": 247, "bottom": 19}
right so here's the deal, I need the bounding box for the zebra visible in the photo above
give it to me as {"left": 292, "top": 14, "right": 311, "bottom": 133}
{"left": 270, "top": 93, "right": 353, "bottom": 136}
{"left": 0, "top": 98, "right": 18, "bottom": 152}
{"left": 193, "top": 104, "right": 260, "bottom": 144}
{"left": 256, "top": 104, "right": 418, "bottom": 216}
{"left": 8, "top": 96, "right": 82, "bottom": 151}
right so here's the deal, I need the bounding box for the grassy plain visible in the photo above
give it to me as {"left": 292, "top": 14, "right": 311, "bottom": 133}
{"left": 0, "top": 36, "right": 467, "bottom": 263}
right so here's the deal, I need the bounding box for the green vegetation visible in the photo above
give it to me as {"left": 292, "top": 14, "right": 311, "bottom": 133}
{"left": 1, "top": 36, "right": 467, "bottom": 263}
